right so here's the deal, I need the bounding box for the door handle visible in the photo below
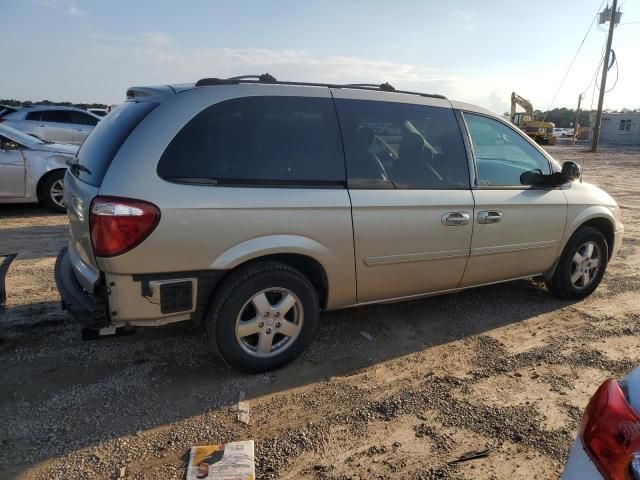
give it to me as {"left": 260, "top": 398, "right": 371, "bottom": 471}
{"left": 477, "top": 210, "right": 503, "bottom": 224}
{"left": 441, "top": 212, "right": 470, "bottom": 226}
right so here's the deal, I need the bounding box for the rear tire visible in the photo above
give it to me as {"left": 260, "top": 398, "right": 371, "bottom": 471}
{"left": 41, "top": 170, "right": 66, "bottom": 213}
{"left": 546, "top": 226, "right": 608, "bottom": 300}
{"left": 206, "top": 261, "right": 319, "bottom": 373}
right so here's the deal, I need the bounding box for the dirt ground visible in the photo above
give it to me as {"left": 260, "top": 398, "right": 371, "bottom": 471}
{"left": 1, "top": 145, "right": 639, "bottom": 480}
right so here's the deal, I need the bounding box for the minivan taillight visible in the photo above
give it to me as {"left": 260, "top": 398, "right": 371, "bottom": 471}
{"left": 581, "top": 379, "right": 640, "bottom": 480}
{"left": 90, "top": 196, "right": 160, "bottom": 257}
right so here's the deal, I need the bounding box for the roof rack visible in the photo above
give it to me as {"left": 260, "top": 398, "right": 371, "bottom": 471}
{"left": 194, "top": 74, "right": 446, "bottom": 100}
{"left": 344, "top": 82, "right": 396, "bottom": 92}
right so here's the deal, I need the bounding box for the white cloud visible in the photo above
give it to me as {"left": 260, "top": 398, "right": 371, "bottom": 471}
{"left": 452, "top": 9, "right": 475, "bottom": 22}
{"left": 35, "top": 0, "right": 59, "bottom": 7}
{"left": 136, "top": 32, "right": 172, "bottom": 46}
{"left": 67, "top": 4, "right": 86, "bottom": 17}
{"left": 0, "top": 38, "right": 529, "bottom": 112}
{"left": 5, "top": 31, "right": 638, "bottom": 113}
{"left": 35, "top": 0, "right": 86, "bottom": 17}
{"left": 451, "top": 9, "right": 477, "bottom": 31}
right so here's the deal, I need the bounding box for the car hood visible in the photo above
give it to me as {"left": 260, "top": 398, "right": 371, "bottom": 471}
{"left": 33, "top": 142, "right": 79, "bottom": 155}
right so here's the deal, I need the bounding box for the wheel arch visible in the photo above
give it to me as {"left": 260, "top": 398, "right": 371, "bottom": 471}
{"left": 581, "top": 217, "right": 615, "bottom": 260}
{"left": 209, "top": 236, "right": 333, "bottom": 309}
{"left": 239, "top": 253, "right": 329, "bottom": 309}
{"left": 36, "top": 168, "right": 66, "bottom": 200}
{"left": 564, "top": 208, "right": 616, "bottom": 260}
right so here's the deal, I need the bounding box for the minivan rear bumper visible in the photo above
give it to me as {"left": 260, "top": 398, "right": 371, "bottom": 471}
{"left": 55, "top": 247, "right": 109, "bottom": 329}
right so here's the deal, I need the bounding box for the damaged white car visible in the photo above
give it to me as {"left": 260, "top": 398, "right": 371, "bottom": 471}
{"left": 0, "top": 123, "right": 77, "bottom": 212}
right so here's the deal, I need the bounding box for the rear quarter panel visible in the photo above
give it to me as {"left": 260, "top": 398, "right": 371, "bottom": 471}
{"left": 96, "top": 85, "right": 357, "bottom": 309}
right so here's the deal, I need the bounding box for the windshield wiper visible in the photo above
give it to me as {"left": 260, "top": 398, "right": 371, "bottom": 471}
{"left": 65, "top": 159, "right": 91, "bottom": 175}
{"left": 476, "top": 156, "right": 510, "bottom": 161}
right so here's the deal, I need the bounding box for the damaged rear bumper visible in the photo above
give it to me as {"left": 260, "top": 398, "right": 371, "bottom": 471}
{"left": 54, "top": 247, "right": 109, "bottom": 329}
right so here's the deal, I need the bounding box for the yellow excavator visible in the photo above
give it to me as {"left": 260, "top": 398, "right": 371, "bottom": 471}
{"left": 510, "top": 92, "right": 555, "bottom": 145}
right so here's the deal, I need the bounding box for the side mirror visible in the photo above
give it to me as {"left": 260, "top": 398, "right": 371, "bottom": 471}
{"left": 520, "top": 169, "right": 545, "bottom": 186}
{"left": 561, "top": 161, "right": 581, "bottom": 183}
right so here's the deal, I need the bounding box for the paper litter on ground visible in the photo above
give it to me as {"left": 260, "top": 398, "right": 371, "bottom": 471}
{"left": 186, "top": 440, "right": 255, "bottom": 480}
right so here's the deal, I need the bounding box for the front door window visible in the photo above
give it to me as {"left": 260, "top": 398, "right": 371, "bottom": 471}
{"left": 464, "top": 113, "right": 552, "bottom": 187}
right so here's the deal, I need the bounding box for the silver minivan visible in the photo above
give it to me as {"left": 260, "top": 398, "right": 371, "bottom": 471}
{"left": 55, "top": 75, "right": 623, "bottom": 372}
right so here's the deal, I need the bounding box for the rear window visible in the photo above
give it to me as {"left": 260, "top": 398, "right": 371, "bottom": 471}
{"left": 157, "top": 96, "right": 345, "bottom": 186}
{"left": 71, "top": 111, "right": 99, "bottom": 126}
{"left": 0, "top": 106, "right": 17, "bottom": 117}
{"left": 75, "top": 101, "right": 157, "bottom": 186}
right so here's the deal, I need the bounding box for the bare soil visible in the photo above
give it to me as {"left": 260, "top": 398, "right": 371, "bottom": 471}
{"left": 1, "top": 146, "right": 639, "bottom": 480}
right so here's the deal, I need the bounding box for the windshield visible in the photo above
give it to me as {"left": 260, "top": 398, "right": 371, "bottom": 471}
{"left": 0, "top": 123, "right": 45, "bottom": 146}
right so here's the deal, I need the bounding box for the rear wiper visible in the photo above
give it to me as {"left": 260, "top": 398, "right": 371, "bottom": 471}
{"left": 164, "top": 176, "right": 218, "bottom": 185}
{"left": 65, "top": 159, "right": 91, "bottom": 175}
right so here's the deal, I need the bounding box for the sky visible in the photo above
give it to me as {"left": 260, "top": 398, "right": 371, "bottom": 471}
{"left": 1, "top": 0, "right": 639, "bottom": 114}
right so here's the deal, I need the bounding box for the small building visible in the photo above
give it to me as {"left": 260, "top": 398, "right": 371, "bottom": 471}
{"left": 589, "top": 112, "right": 640, "bottom": 145}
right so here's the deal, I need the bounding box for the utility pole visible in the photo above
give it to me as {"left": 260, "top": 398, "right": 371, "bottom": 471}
{"left": 591, "top": 0, "right": 619, "bottom": 152}
{"left": 572, "top": 93, "right": 582, "bottom": 146}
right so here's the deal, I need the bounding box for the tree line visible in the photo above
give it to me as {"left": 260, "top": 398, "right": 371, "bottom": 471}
{"left": 4, "top": 99, "right": 638, "bottom": 128}
{"left": 1, "top": 99, "right": 108, "bottom": 110}
{"left": 513, "top": 107, "right": 640, "bottom": 128}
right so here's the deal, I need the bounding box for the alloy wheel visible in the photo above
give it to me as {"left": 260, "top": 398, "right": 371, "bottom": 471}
{"left": 50, "top": 179, "right": 65, "bottom": 208}
{"left": 570, "top": 241, "right": 602, "bottom": 289}
{"left": 235, "top": 288, "right": 304, "bottom": 358}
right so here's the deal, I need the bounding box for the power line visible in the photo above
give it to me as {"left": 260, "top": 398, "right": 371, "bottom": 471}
{"left": 582, "top": 40, "right": 607, "bottom": 96}
{"left": 605, "top": 60, "right": 619, "bottom": 93}
{"left": 542, "top": 0, "right": 606, "bottom": 120}
{"left": 590, "top": 0, "right": 619, "bottom": 151}
{"left": 590, "top": 75, "right": 598, "bottom": 110}
{"left": 596, "top": 50, "right": 619, "bottom": 93}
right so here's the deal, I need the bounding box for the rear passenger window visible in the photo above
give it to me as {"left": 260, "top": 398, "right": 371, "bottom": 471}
{"left": 158, "top": 96, "right": 345, "bottom": 186}
{"left": 25, "top": 111, "right": 42, "bottom": 121}
{"left": 334, "top": 99, "right": 469, "bottom": 189}
{"left": 41, "top": 110, "right": 73, "bottom": 123}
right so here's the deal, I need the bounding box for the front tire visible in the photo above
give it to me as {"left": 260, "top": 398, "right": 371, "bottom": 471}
{"left": 546, "top": 226, "right": 608, "bottom": 300}
{"left": 41, "top": 170, "right": 66, "bottom": 213}
{"left": 206, "top": 261, "right": 319, "bottom": 373}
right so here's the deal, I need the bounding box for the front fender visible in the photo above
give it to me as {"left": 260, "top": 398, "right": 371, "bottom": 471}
{"left": 562, "top": 205, "right": 617, "bottom": 252}
{"left": 542, "top": 206, "right": 618, "bottom": 281}
{"left": 24, "top": 151, "right": 70, "bottom": 200}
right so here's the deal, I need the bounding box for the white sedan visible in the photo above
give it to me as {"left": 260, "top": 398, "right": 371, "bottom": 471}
{"left": 0, "top": 123, "right": 78, "bottom": 212}
{"left": 563, "top": 367, "right": 640, "bottom": 479}
{"left": 1, "top": 106, "right": 101, "bottom": 145}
